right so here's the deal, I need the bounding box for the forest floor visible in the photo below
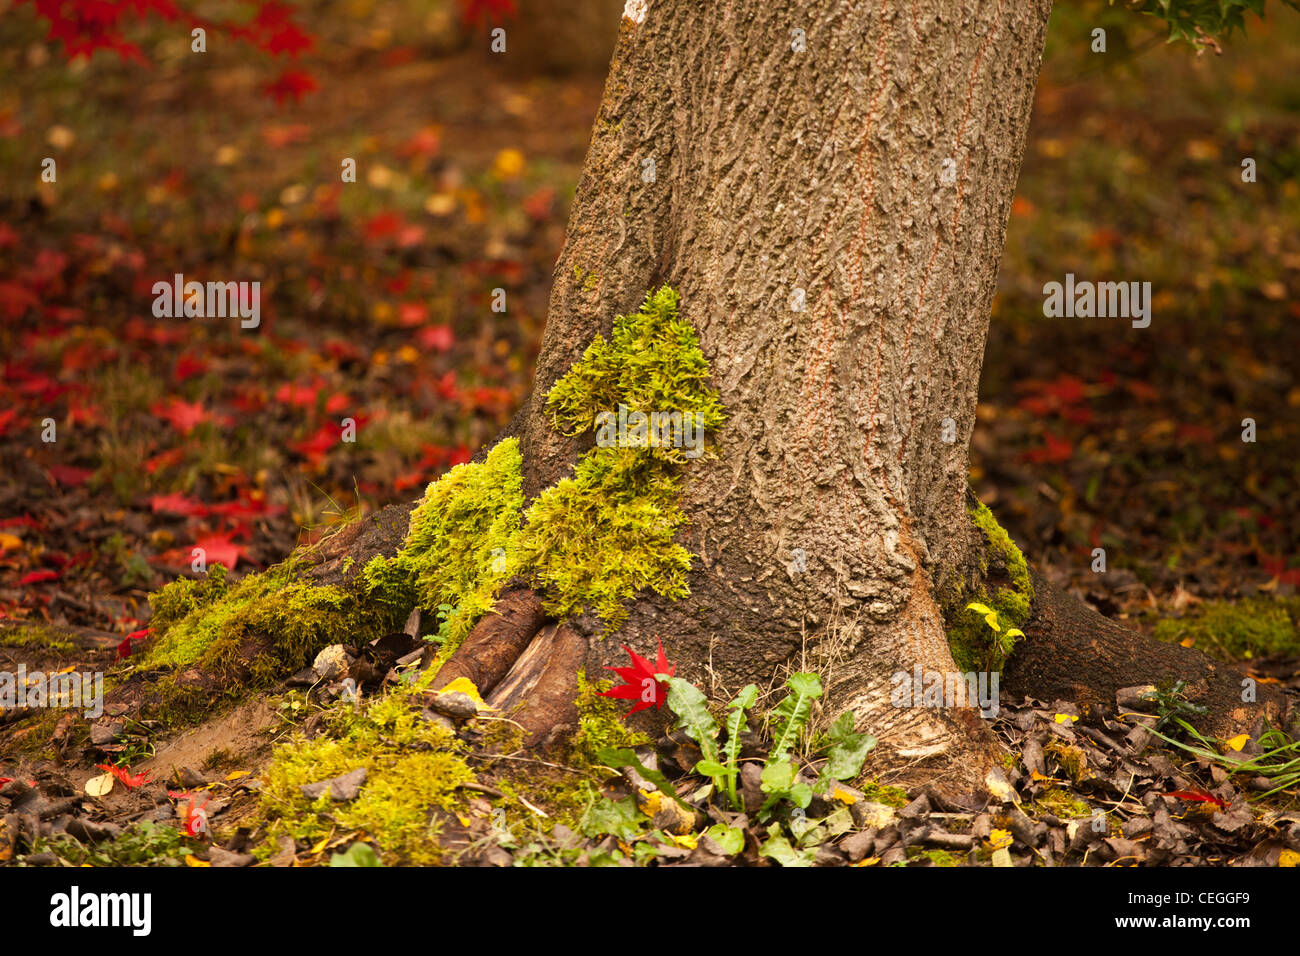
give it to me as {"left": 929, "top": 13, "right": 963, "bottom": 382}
{"left": 1, "top": 2, "right": 1298, "bottom": 866}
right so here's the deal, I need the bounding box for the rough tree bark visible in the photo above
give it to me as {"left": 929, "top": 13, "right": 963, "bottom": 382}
{"left": 506, "top": 0, "right": 1058, "bottom": 786}
{"left": 428, "top": 0, "right": 1288, "bottom": 793}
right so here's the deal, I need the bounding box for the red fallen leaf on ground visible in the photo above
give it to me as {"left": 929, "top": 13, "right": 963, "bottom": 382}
{"left": 1161, "top": 789, "right": 1229, "bottom": 811}
{"left": 522, "top": 186, "right": 555, "bottom": 221}
{"left": 0, "top": 280, "right": 38, "bottom": 320}
{"left": 417, "top": 325, "right": 454, "bottom": 352}
{"left": 150, "top": 492, "right": 209, "bottom": 517}
{"left": 115, "top": 627, "right": 152, "bottom": 660}
{"left": 292, "top": 422, "right": 345, "bottom": 467}
{"left": 0, "top": 222, "right": 18, "bottom": 246}
{"left": 179, "top": 792, "right": 211, "bottom": 838}
{"left": 599, "top": 639, "right": 676, "bottom": 718}
{"left": 145, "top": 447, "right": 186, "bottom": 474}
{"left": 1021, "top": 431, "right": 1073, "bottom": 465}
{"left": 0, "top": 514, "right": 44, "bottom": 530}
{"left": 264, "top": 69, "right": 317, "bottom": 106}
{"left": 457, "top": 0, "right": 517, "bottom": 26}
{"left": 151, "top": 398, "right": 211, "bottom": 435}
{"left": 18, "top": 570, "right": 59, "bottom": 585}
{"left": 261, "top": 122, "right": 311, "bottom": 148}
{"left": 174, "top": 354, "right": 209, "bottom": 383}
{"left": 275, "top": 379, "right": 324, "bottom": 407}
{"left": 97, "top": 764, "right": 152, "bottom": 789}
{"left": 47, "top": 464, "right": 94, "bottom": 487}
{"left": 397, "top": 301, "right": 429, "bottom": 327}
{"left": 364, "top": 211, "right": 404, "bottom": 240}
{"left": 190, "top": 533, "right": 248, "bottom": 571}
{"left": 0, "top": 408, "right": 19, "bottom": 436}
{"left": 399, "top": 126, "right": 442, "bottom": 158}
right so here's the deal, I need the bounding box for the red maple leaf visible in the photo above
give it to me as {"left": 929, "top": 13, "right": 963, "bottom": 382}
{"left": 151, "top": 492, "right": 209, "bottom": 517}
{"left": 264, "top": 68, "right": 317, "bottom": 106}
{"left": 18, "top": 569, "right": 59, "bottom": 585}
{"left": 151, "top": 398, "right": 210, "bottom": 435}
{"left": 1161, "top": 788, "right": 1229, "bottom": 811}
{"left": 191, "top": 533, "right": 248, "bottom": 571}
{"left": 96, "top": 763, "right": 152, "bottom": 789}
{"left": 115, "top": 627, "right": 152, "bottom": 660}
{"left": 599, "top": 639, "right": 676, "bottom": 717}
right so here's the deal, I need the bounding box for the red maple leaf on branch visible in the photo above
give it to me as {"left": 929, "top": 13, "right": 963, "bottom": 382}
{"left": 599, "top": 639, "right": 676, "bottom": 717}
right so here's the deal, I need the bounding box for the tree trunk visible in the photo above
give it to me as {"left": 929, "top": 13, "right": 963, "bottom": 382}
{"left": 500, "top": 0, "right": 1055, "bottom": 788}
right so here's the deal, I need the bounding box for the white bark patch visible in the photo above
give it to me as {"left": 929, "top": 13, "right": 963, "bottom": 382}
{"left": 623, "top": 0, "right": 647, "bottom": 24}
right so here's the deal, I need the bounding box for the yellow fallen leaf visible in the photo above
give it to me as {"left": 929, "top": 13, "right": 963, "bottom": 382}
{"left": 1054, "top": 714, "right": 1076, "bottom": 725}
{"left": 832, "top": 786, "right": 858, "bottom": 805}
{"left": 668, "top": 832, "right": 698, "bottom": 850}
{"left": 1180, "top": 637, "right": 1195, "bottom": 648}
{"left": 988, "top": 828, "right": 1013, "bottom": 850}
{"left": 1279, "top": 849, "right": 1300, "bottom": 867}
{"left": 0, "top": 532, "right": 22, "bottom": 550}
{"left": 85, "top": 773, "right": 114, "bottom": 797}
{"left": 311, "top": 836, "right": 330, "bottom": 855}
{"left": 225, "top": 770, "right": 250, "bottom": 781}
{"left": 1225, "top": 734, "right": 1250, "bottom": 752}
{"left": 638, "top": 789, "right": 663, "bottom": 816}
{"left": 457, "top": 814, "right": 471, "bottom": 827}
{"left": 851, "top": 856, "right": 881, "bottom": 867}
{"left": 184, "top": 855, "right": 211, "bottom": 867}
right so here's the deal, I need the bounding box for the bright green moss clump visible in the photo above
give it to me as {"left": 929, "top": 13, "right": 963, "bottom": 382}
{"left": 143, "top": 562, "right": 388, "bottom": 680}
{"left": 368, "top": 285, "right": 723, "bottom": 639}
{"left": 256, "top": 689, "right": 475, "bottom": 866}
{"left": 363, "top": 438, "right": 524, "bottom": 649}
{"left": 945, "top": 501, "right": 1035, "bottom": 672}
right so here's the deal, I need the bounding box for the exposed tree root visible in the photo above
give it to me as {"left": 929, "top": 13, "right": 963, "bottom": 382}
{"left": 1005, "top": 569, "right": 1293, "bottom": 737}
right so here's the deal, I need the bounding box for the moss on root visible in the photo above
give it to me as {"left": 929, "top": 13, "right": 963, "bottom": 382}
{"left": 944, "top": 501, "right": 1036, "bottom": 673}
{"left": 0, "top": 624, "right": 78, "bottom": 653}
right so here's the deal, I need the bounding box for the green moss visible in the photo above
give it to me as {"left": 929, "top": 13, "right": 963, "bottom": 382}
{"left": 1034, "top": 787, "right": 1094, "bottom": 820}
{"left": 144, "top": 565, "right": 385, "bottom": 679}
{"left": 363, "top": 438, "right": 524, "bottom": 652}
{"left": 0, "top": 624, "right": 76, "bottom": 653}
{"left": 1153, "top": 596, "right": 1300, "bottom": 662}
{"left": 945, "top": 502, "right": 1036, "bottom": 672}
{"left": 859, "top": 779, "right": 910, "bottom": 808}
{"left": 255, "top": 687, "right": 475, "bottom": 866}
{"left": 906, "top": 846, "right": 960, "bottom": 867}
{"left": 368, "top": 285, "right": 723, "bottom": 637}
{"left": 569, "top": 668, "right": 650, "bottom": 768}
{"left": 545, "top": 285, "right": 725, "bottom": 450}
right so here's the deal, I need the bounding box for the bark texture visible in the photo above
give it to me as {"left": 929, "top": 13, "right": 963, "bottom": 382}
{"left": 511, "top": 0, "right": 1054, "bottom": 784}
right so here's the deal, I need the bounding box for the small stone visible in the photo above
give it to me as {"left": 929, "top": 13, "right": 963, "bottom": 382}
{"left": 89, "top": 722, "right": 124, "bottom": 746}
{"left": 208, "top": 845, "right": 256, "bottom": 867}
{"left": 300, "top": 767, "right": 367, "bottom": 802}
{"left": 429, "top": 691, "right": 478, "bottom": 720}
{"left": 312, "top": 644, "right": 350, "bottom": 681}
{"left": 169, "top": 766, "right": 207, "bottom": 789}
